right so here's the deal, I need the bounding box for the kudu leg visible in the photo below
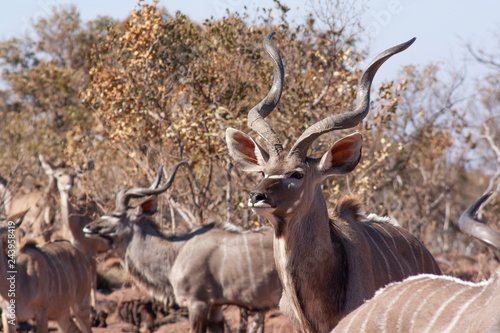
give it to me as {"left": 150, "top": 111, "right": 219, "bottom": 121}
{"left": 71, "top": 299, "right": 92, "bottom": 333}
{"left": 1, "top": 310, "right": 15, "bottom": 333}
{"left": 239, "top": 308, "right": 249, "bottom": 333}
{"left": 55, "top": 311, "right": 82, "bottom": 333}
{"left": 189, "top": 301, "right": 209, "bottom": 333}
{"left": 248, "top": 311, "right": 265, "bottom": 333}
{"left": 35, "top": 309, "right": 49, "bottom": 333}
{"left": 207, "top": 305, "right": 224, "bottom": 333}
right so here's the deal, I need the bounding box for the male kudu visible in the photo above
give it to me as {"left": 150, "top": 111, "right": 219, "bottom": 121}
{"left": 84, "top": 162, "right": 281, "bottom": 333}
{"left": 226, "top": 33, "right": 441, "bottom": 332}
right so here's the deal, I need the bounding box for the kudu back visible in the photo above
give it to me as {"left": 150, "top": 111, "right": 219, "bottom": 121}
{"left": 0, "top": 211, "right": 93, "bottom": 333}
{"left": 84, "top": 162, "right": 281, "bottom": 333}
{"left": 332, "top": 192, "right": 500, "bottom": 333}
{"left": 226, "top": 33, "right": 441, "bottom": 332}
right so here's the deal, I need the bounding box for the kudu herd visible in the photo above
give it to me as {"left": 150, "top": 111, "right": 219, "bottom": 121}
{"left": 83, "top": 162, "right": 281, "bottom": 333}
{"left": 332, "top": 193, "right": 500, "bottom": 333}
{"left": 1, "top": 31, "right": 499, "bottom": 333}
{"left": 226, "top": 33, "right": 441, "bottom": 332}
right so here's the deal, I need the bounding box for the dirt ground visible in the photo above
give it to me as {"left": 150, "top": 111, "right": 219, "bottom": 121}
{"left": 91, "top": 286, "right": 293, "bottom": 333}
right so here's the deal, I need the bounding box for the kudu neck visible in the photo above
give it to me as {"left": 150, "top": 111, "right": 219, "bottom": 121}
{"left": 279, "top": 187, "right": 331, "bottom": 240}
{"left": 120, "top": 219, "right": 188, "bottom": 303}
{"left": 58, "top": 188, "right": 76, "bottom": 243}
{"left": 274, "top": 187, "right": 346, "bottom": 332}
{"left": 127, "top": 219, "right": 185, "bottom": 270}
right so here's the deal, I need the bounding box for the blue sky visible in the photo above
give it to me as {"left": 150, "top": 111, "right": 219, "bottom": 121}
{"left": 1, "top": 0, "right": 500, "bottom": 86}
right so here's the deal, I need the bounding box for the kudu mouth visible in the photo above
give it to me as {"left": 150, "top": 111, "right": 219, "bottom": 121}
{"left": 248, "top": 192, "right": 276, "bottom": 212}
{"left": 82, "top": 224, "right": 101, "bottom": 238}
{"left": 83, "top": 224, "right": 114, "bottom": 247}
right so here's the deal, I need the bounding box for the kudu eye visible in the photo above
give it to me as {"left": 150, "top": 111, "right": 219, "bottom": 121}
{"left": 290, "top": 172, "right": 304, "bottom": 179}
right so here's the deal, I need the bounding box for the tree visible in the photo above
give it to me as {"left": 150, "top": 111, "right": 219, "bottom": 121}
{"left": 82, "top": 1, "right": 368, "bottom": 226}
{"left": 0, "top": 4, "right": 116, "bottom": 172}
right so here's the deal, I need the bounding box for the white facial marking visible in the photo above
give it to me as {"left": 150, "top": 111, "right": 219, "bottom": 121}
{"left": 266, "top": 174, "right": 286, "bottom": 179}
{"left": 253, "top": 202, "right": 272, "bottom": 208}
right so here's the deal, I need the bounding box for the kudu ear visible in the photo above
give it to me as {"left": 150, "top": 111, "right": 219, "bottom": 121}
{"left": 39, "top": 154, "right": 54, "bottom": 176}
{"left": 318, "top": 133, "right": 362, "bottom": 177}
{"left": 136, "top": 196, "right": 158, "bottom": 217}
{"left": 7, "top": 209, "right": 29, "bottom": 229}
{"left": 226, "top": 128, "right": 269, "bottom": 172}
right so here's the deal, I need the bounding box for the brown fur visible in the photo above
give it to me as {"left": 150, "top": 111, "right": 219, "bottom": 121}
{"left": 0, "top": 234, "right": 92, "bottom": 333}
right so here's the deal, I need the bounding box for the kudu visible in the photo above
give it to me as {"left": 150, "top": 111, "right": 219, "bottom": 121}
{"left": 0, "top": 211, "right": 93, "bottom": 333}
{"left": 83, "top": 162, "right": 282, "bottom": 333}
{"left": 38, "top": 154, "right": 108, "bottom": 256}
{"left": 332, "top": 192, "right": 500, "bottom": 333}
{"left": 5, "top": 156, "right": 102, "bottom": 245}
{"left": 38, "top": 154, "right": 108, "bottom": 306}
{"left": 226, "top": 33, "right": 441, "bottom": 333}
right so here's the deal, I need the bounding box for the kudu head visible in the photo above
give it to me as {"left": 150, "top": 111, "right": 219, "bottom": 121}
{"left": 39, "top": 154, "right": 93, "bottom": 194}
{"left": 83, "top": 161, "right": 187, "bottom": 256}
{"left": 459, "top": 192, "right": 500, "bottom": 250}
{"left": 226, "top": 33, "right": 415, "bottom": 229}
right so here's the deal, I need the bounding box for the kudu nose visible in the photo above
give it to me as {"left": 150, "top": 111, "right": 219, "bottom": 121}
{"left": 82, "top": 224, "right": 94, "bottom": 234}
{"left": 249, "top": 192, "right": 267, "bottom": 204}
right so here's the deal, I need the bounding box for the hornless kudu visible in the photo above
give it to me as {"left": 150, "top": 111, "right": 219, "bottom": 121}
{"left": 38, "top": 154, "right": 108, "bottom": 306}
{"left": 83, "top": 162, "right": 282, "bottom": 333}
{"left": 38, "top": 154, "right": 108, "bottom": 256}
{"left": 226, "top": 33, "right": 441, "bottom": 333}
{"left": 332, "top": 192, "right": 500, "bottom": 333}
{"left": 4, "top": 156, "right": 101, "bottom": 244}
{"left": 0, "top": 211, "right": 93, "bottom": 333}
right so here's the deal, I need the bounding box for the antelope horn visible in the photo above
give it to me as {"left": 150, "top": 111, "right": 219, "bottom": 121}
{"left": 115, "top": 161, "right": 188, "bottom": 212}
{"left": 289, "top": 37, "right": 416, "bottom": 160}
{"left": 247, "top": 32, "right": 285, "bottom": 156}
{"left": 458, "top": 192, "right": 500, "bottom": 250}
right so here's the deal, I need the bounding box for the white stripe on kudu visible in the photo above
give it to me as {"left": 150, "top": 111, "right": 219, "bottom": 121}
{"left": 332, "top": 193, "right": 500, "bottom": 333}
